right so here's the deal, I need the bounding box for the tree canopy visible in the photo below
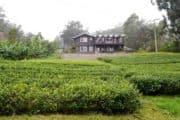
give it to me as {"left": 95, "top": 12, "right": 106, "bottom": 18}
{"left": 155, "top": 0, "right": 180, "bottom": 39}
{"left": 123, "top": 13, "right": 155, "bottom": 50}
{"left": 61, "top": 21, "right": 87, "bottom": 49}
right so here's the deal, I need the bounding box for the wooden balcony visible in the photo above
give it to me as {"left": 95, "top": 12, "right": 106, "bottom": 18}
{"left": 95, "top": 40, "right": 123, "bottom": 45}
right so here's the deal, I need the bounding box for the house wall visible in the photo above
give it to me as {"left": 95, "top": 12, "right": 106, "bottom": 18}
{"left": 74, "top": 35, "right": 95, "bottom": 53}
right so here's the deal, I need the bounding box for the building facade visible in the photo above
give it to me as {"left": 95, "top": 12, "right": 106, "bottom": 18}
{"left": 0, "top": 32, "right": 6, "bottom": 41}
{"left": 72, "top": 33, "right": 124, "bottom": 53}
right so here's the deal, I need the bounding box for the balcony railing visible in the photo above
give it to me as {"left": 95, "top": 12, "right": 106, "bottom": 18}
{"left": 95, "top": 40, "right": 122, "bottom": 44}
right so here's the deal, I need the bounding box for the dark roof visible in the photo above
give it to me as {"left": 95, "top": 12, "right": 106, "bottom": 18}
{"left": 72, "top": 33, "right": 125, "bottom": 39}
{"left": 72, "top": 33, "right": 95, "bottom": 39}
{"left": 96, "top": 34, "right": 121, "bottom": 38}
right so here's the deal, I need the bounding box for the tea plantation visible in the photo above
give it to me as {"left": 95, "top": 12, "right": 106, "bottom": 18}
{"left": 0, "top": 59, "right": 140, "bottom": 115}
{"left": 0, "top": 53, "right": 180, "bottom": 120}
{"left": 99, "top": 53, "right": 180, "bottom": 95}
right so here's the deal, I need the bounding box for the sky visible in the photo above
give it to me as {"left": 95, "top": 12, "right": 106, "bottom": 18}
{"left": 0, "top": 0, "right": 165, "bottom": 40}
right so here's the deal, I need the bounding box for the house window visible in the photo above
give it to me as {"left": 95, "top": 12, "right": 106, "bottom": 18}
{"left": 80, "top": 46, "right": 87, "bottom": 52}
{"left": 80, "top": 37, "right": 88, "bottom": 42}
{"left": 96, "top": 47, "right": 100, "bottom": 52}
{"left": 89, "top": 46, "right": 93, "bottom": 52}
{"left": 89, "top": 37, "right": 93, "bottom": 41}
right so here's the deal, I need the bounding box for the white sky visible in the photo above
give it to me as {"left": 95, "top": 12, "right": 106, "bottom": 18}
{"left": 0, "top": 0, "right": 165, "bottom": 40}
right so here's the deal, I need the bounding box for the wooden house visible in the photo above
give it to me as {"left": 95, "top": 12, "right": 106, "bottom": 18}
{"left": 72, "top": 33, "right": 124, "bottom": 53}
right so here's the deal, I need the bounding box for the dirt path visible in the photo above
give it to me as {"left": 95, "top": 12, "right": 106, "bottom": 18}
{"left": 62, "top": 53, "right": 128, "bottom": 59}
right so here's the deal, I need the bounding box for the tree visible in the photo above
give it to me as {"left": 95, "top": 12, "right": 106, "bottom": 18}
{"left": 8, "top": 27, "right": 17, "bottom": 42}
{"left": 0, "top": 7, "right": 7, "bottom": 36}
{"left": 0, "top": 7, "right": 24, "bottom": 41}
{"left": 155, "top": 0, "right": 180, "bottom": 39}
{"left": 123, "top": 13, "right": 143, "bottom": 49}
{"left": 152, "top": 0, "right": 180, "bottom": 52}
{"left": 95, "top": 24, "right": 123, "bottom": 35}
{"left": 123, "top": 13, "right": 156, "bottom": 51}
{"left": 61, "top": 21, "right": 87, "bottom": 49}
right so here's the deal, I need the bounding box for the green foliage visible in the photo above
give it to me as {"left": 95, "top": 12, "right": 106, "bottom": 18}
{"left": 8, "top": 27, "right": 17, "bottom": 42}
{"left": 0, "top": 38, "right": 57, "bottom": 60}
{"left": 98, "top": 53, "right": 180, "bottom": 64}
{"left": 0, "top": 60, "right": 140, "bottom": 115}
{"left": 99, "top": 53, "right": 180, "bottom": 95}
{"left": 128, "top": 74, "right": 180, "bottom": 95}
{"left": 156, "top": 0, "right": 180, "bottom": 38}
{"left": 57, "top": 80, "right": 140, "bottom": 114}
{"left": 61, "top": 21, "right": 87, "bottom": 49}
{"left": 0, "top": 98, "right": 175, "bottom": 120}
{"left": 0, "top": 41, "right": 28, "bottom": 60}
{"left": 123, "top": 13, "right": 154, "bottom": 50}
{"left": 160, "top": 40, "right": 180, "bottom": 52}
{"left": 147, "top": 96, "right": 180, "bottom": 118}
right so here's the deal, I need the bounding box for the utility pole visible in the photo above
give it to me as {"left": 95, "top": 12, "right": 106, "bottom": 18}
{"left": 151, "top": 19, "right": 159, "bottom": 52}
{"left": 154, "top": 22, "right": 158, "bottom": 52}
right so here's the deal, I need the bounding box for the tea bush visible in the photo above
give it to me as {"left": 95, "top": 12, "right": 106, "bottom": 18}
{"left": 98, "top": 53, "right": 180, "bottom": 64}
{"left": 127, "top": 73, "right": 180, "bottom": 95}
{"left": 99, "top": 53, "right": 180, "bottom": 95}
{"left": 56, "top": 80, "right": 140, "bottom": 114}
{"left": 0, "top": 81, "right": 141, "bottom": 115}
{"left": 0, "top": 60, "right": 140, "bottom": 115}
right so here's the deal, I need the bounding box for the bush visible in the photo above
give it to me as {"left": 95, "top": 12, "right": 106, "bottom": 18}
{"left": 0, "top": 80, "right": 141, "bottom": 115}
{"left": 56, "top": 80, "right": 140, "bottom": 114}
{"left": 128, "top": 74, "right": 180, "bottom": 95}
{"left": 0, "top": 84, "right": 58, "bottom": 115}
{"left": 0, "top": 41, "right": 28, "bottom": 60}
{"left": 160, "top": 40, "right": 180, "bottom": 52}
{"left": 0, "top": 61, "right": 141, "bottom": 115}
{"left": 0, "top": 40, "right": 55, "bottom": 60}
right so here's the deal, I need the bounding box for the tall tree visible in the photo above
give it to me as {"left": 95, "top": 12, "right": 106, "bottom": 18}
{"left": 0, "top": 7, "right": 24, "bottom": 41}
{"left": 61, "top": 21, "right": 87, "bottom": 48}
{"left": 8, "top": 27, "right": 17, "bottom": 42}
{"left": 95, "top": 24, "right": 123, "bottom": 35}
{"left": 123, "top": 13, "right": 143, "bottom": 49}
{"left": 0, "top": 7, "right": 7, "bottom": 34}
{"left": 123, "top": 13, "right": 155, "bottom": 50}
{"left": 155, "top": 0, "right": 180, "bottom": 39}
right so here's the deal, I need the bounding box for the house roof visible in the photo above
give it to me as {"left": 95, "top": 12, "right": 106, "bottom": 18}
{"left": 72, "top": 33, "right": 95, "bottom": 39}
{"left": 72, "top": 33, "right": 125, "bottom": 39}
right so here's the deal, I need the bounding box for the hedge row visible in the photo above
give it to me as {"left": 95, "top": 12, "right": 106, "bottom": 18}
{"left": 98, "top": 53, "right": 180, "bottom": 95}
{"left": 127, "top": 73, "right": 180, "bottom": 95}
{"left": 98, "top": 53, "right": 180, "bottom": 64}
{"left": 0, "top": 80, "right": 140, "bottom": 115}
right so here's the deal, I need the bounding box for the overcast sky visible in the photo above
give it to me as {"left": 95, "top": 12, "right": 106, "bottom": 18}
{"left": 0, "top": 0, "right": 165, "bottom": 40}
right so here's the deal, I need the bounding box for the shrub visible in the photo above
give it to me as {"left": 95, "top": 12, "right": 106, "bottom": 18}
{"left": 0, "top": 40, "right": 55, "bottom": 60}
{"left": 128, "top": 74, "right": 180, "bottom": 95}
{"left": 160, "top": 40, "right": 180, "bottom": 52}
{"left": 0, "top": 80, "right": 141, "bottom": 115}
{"left": 0, "top": 61, "right": 141, "bottom": 115}
{"left": 56, "top": 80, "right": 140, "bottom": 114}
{"left": 0, "top": 41, "right": 28, "bottom": 60}
{"left": 0, "top": 83, "right": 58, "bottom": 115}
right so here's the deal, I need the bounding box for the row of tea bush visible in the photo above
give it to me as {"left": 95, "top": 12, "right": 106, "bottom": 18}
{"left": 0, "top": 60, "right": 140, "bottom": 115}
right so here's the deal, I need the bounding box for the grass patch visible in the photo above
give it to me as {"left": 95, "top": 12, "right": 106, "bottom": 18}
{"left": 147, "top": 96, "right": 180, "bottom": 119}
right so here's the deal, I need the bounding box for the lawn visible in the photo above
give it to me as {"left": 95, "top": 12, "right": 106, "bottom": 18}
{"left": 0, "top": 52, "right": 179, "bottom": 120}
